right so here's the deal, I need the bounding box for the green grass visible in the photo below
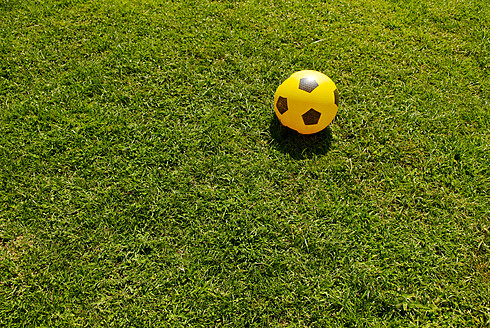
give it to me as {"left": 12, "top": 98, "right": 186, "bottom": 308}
{"left": 0, "top": 0, "right": 489, "bottom": 326}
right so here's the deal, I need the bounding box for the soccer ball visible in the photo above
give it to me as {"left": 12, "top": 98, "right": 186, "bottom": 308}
{"left": 274, "top": 70, "right": 339, "bottom": 135}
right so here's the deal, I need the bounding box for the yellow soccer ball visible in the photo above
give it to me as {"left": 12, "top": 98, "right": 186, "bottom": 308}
{"left": 274, "top": 70, "right": 339, "bottom": 135}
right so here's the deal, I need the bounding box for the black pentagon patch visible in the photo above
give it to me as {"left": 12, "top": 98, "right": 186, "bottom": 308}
{"left": 302, "top": 108, "right": 321, "bottom": 125}
{"left": 299, "top": 77, "right": 319, "bottom": 93}
{"left": 276, "top": 96, "right": 288, "bottom": 114}
{"left": 334, "top": 88, "right": 339, "bottom": 107}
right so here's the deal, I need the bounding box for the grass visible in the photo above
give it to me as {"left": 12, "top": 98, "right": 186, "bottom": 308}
{"left": 0, "top": 0, "right": 489, "bottom": 326}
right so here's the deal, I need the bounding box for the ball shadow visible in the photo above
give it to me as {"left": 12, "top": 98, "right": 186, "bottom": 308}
{"left": 268, "top": 115, "right": 334, "bottom": 160}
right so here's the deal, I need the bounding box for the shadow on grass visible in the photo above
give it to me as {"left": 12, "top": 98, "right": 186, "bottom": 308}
{"left": 269, "top": 115, "right": 333, "bottom": 160}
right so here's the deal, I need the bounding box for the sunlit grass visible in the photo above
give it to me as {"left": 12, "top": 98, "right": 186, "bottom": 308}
{"left": 0, "top": 0, "right": 488, "bottom": 326}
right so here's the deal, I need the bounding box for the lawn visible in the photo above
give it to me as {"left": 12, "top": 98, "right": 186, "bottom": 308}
{"left": 0, "top": 0, "right": 489, "bottom": 326}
